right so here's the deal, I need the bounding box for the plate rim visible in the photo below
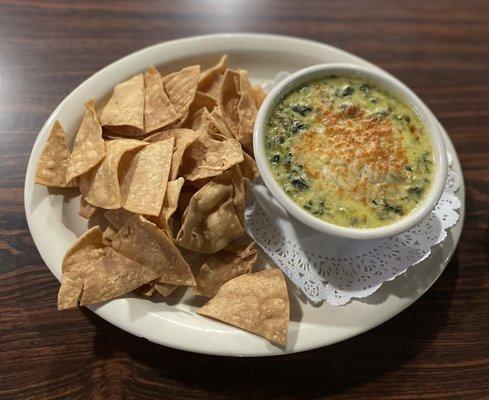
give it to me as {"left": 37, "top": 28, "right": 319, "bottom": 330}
{"left": 24, "top": 33, "right": 465, "bottom": 357}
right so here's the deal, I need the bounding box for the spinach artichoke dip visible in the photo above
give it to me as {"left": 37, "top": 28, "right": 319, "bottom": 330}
{"left": 264, "top": 75, "right": 435, "bottom": 228}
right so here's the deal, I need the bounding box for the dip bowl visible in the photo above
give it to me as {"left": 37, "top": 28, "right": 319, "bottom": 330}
{"left": 253, "top": 63, "right": 447, "bottom": 240}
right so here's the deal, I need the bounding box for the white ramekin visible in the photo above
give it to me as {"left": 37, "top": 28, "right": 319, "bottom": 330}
{"left": 253, "top": 63, "right": 447, "bottom": 240}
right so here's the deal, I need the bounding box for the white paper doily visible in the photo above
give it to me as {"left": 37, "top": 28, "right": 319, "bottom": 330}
{"left": 245, "top": 73, "right": 461, "bottom": 306}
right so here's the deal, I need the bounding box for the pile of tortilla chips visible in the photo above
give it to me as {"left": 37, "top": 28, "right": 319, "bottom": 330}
{"left": 34, "top": 56, "right": 289, "bottom": 346}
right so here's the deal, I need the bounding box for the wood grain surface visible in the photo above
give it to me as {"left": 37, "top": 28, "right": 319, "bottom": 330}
{"left": 0, "top": 0, "right": 488, "bottom": 399}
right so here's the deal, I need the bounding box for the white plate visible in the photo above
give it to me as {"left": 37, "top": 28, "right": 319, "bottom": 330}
{"left": 24, "top": 33, "right": 465, "bottom": 357}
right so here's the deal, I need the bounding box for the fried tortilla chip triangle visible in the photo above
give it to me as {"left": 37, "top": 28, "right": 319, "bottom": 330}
{"left": 181, "top": 134, "right": 244, "bottom": 181}
{"left": 252, "top": 84, "right": 267, "bottom": 108}
{"left": 35, "top": 120, "right": 76, "bottom": 187}
{"left": 176, "top": 181, "right": 244, "bottom": 254}
{"left": 236, "top": 70, "right": 257, "bottom": 151}
{"left": 198, "top": 54, "right": 228, "bottom": 99}
{"left": 148, "top": 177, "right": 185, "bottom": 233}
{"left": 57, "top": 226, "right": 158, "bottom": 310}
{"left": 144, "top": 66, "right": 179, "bottom": 133}
{"left": 145, "top": 129, "right": 199, "bottom": 180}
{"left": 198, "top": 269, "right": 289, "bottom": 346}
{"left": 100, "top": 74, "right": 145, "bottom": 136}
{"left": 119, "top": 137, "right": 174, "bottom": 216}
{"left": 163, "top": 65, "right": 200, "bottom": 120}
{"left": 66, "top": 100, "right": 105, "bottom": 183}
{"left": 219, "top": 69, "right": 257, "bottom": 151}
{"left": 111, "top": 215, "right": 196, "bottom": 286}
{"left": 79, "top": 247, "right": 159, "bottom": 306}
{"left": 195, "top": 239, "right": 257, "bottom": 297}
{"left": 79, "top": 139, "right": 147, "bottom": 209}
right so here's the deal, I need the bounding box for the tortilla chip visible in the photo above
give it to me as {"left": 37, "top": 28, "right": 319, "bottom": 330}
{"left": 145, "top": 129, "right": 199, "bottom": 180}
{"left": 181, "top": 134, "right": 244, "bottom": 181}
{"left": 176, "top": 181, "right": 244, "bottom": 254}
{"left": 111, "top": 215, "right": 196, "bottom": 286}
{"left": 236, "top": 70, "right": 257, "bottom": 151}
{"left": 198, "top": 269, "right": 289, "bottom": 346}
{"left": 195, "top": 240, "right": 257, "bottom": 297}
{"left": 219, "top": 69, "right": 240, "bottom": 139}
{"left": 198, "top": 55, "right": 228, "bottom": 100}
{"left": 220, "top": 69, "right": 257, "bottom": 150}
{"left": 240, "top": 152, "right": 259, "bottom": 181}
{"left": 62, "top": 226, "right": 105, "bottom": 275}
{"left": 102, "top": 225, "right": 117, "bottom": 246}
{"left": 79, "top": 197, "right": 98, "bottom": 219}
{"left": 252, "top": 84, "right": 267, "bottom": 108}
{"left": 79, "top": 247, "right": 159, "bottom": 306}
{"left": 163, "top": 65, "right": 200, "bottom": 120}
{"left": 208, "top": 107, "right": 233, "bottom": 138}
{"left": 104, "top": 208, "right": 134, "bottom": 230}
{"left": 58, "top": 276, "right": 84, "bottom": 310}
{"left": 184, "top": 108, "right": 211, "bottom": 134}
{"left": 58, "top": 226, "right": 105, "bottom": 309}
{"left": 119, "top": 137, "right": 174, "bottom": 216}
{"left": 100, "top": 74, "right": 145, "bottom": 136}
{"left": 226, "top": 166, "right": 246, "bottom": 227}
{"left": 149, "top": 177, "right": 184, "bottom": 233}
{"left": 79, "top": 139, "right": 147, "bottom": 209}
{"left": 144, "top": 67, "right": 179, "bottom": 133}
{"left": 154, "top": 283, "right": 178, "bottom": 297}
{"left": 35, "top": 121, "right": 76, "bottom": 187}
{"left": 191, "top": 91, "right": 217, "bottom": 113}
{"left": 65, "top": 101, "right": 106, "bottom": 183}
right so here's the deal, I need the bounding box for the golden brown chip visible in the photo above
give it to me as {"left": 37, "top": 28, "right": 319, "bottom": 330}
{"left": 240, "top": 152, "right": 259, "bottom": 181}
{"left": 198, "top": 55, "right": 228, "bottom": 100}
{"left": 79, "top": 139, "right": 147, "bottom": 209}
{"left": 58, "top": 276, "right": 84, "bottom": 310}
{"left": 189, "top": 91, "right": 217, "bottom": 114}
{"left": 252, "top": 84, "right": 267, "bottom": 108}
{"left": 220, "top": 69, "right": 257, "bottom": 151}
{"left": 66, "top": 100, "right": 106, "bottom": 183}
{"left": 79, "top": 197, "right": 98, "bottom": 219}
{"left": 100, "top": 74, "right": 145, "bottom": 136}
{"left": 198, "top": 269, "right": 289, "bottom": 346}
{"left": 62, "top": 226, "right": 105, "bottom": 276}
{"left": 111, "top": 215, "right": 196, "bottom": 286}
{"left": 184, "top": 108, "right": 211, "bottom": 134}
{"left": 181, "top": 134, "right": 244, "bottom": 181}
{"left": 119, "top": 137, "right": 174, "bottom": 216}
{"left": 59, "top": 229, "right": 152, "bottom": 311}
{"left": 104, "top": 208, "right": 134, "bottom": 230}
{"left": 154, "top": 283, "right": 178, "bottom": 297}
{"left": 219, "top": 69, "right": 240, "bottom": 139}
{"left": 208, "top": 107, "right": 233, "bottom": 138}
{"left": 144, "top": 67, "right": 179, "bottom": 133}
{"left": 35, "top": 121, "right": 76, "bottom": 187}
{"left": 176, "top": 181, "right": 244, "bottom": 254}
{"left": 58, "top": 226, "right": 105, "bottom": 309}
{"left": 149, "top": 177, "right": 184, "bottom": 233}
{"left": 229, "top": 166, "right": 246, "bottom": 227}
{"left": 195, "top": 240, "right": 257, "bottom": 297}
{"left": 145, "top": 129, "right": 199, "bottom": 180}
{"left": 163, "top": 65, "right": 200, "bottom": 120}
{"left": 236, "top": 70, "right": 257, "bottom": 151}
{"left": 79, "top": 247, "right": 159, "bottom": 307}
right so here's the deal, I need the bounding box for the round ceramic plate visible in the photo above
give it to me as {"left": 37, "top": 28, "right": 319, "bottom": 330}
{"left": 24, "top": 34, "right": 465, "bottom": 357}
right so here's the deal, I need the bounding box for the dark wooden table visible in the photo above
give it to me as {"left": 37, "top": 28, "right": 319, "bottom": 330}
{"left": 1, "top": 1, "right": 488, "bottom": 399}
